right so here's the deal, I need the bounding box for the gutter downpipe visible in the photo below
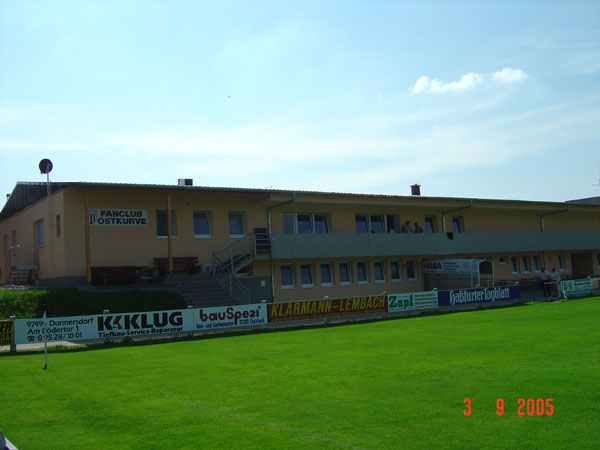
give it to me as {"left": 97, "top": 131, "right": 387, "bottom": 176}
{"left": 441, "top": 200, "right": 473, "bottom": 233}
{"left": 540, "top": 206, "right": 570, "bottom": 232}
{"left": 267, "top": 192, "right": 296, "bottom": 302}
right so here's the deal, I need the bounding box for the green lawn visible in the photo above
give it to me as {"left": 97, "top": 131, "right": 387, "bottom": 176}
{"left": 1, "top": 298, "right": 598, "bottom": 449}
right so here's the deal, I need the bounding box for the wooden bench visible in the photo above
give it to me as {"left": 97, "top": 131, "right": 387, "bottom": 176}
{"left": 91, "top": 266, "right": 145, "bottom": 286}
{"left": 154, "top": 256, "right": 199, "bottom": 275}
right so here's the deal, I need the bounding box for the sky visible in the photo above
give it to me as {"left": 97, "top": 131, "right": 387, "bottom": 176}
{"left": 1, "top": 0, "right": 599, "bottom": 204}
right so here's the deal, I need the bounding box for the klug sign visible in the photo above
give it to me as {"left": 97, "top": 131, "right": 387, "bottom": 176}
{"left": 97, "top": 310, "right": 187, "bottom": 338}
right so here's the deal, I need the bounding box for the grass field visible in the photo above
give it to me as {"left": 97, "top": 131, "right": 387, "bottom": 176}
{"left": 1, "top": 298, "right": 599, "bottom": 449}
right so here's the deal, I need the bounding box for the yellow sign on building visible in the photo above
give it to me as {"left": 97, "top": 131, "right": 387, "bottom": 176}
{"left": 0, "top": 320, "right": 15, "bottom": 346}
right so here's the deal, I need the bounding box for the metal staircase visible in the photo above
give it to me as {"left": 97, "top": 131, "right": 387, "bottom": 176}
{"left": 211, "top": 230, "right": 271, "bottom": 304}
{"left": 5, "top": 245, "right": 37, "bottom": 285}
{"left": 171, "top": 273, "right": 237, "bottom": 307}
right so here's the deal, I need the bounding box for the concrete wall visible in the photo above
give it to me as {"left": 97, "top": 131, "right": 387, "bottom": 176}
{"left": 0, "top": 189, "right": 66, "bottom": 283}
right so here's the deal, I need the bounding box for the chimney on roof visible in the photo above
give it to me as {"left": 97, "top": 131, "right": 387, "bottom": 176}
{"left": 411, "top": 184, "right": 421, "bottom": 196}
{"left": 178, "top": 179, "right": 193, "bottom": 187}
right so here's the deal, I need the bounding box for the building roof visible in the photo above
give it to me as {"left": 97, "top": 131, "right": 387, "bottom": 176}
{"left": 2, "top": 180, "right": 599, "bottom": 222}
{"left": 0, "top": 182, "right": 69, "bottom": 221}
{"left": 567, "top": 196, "right": 600, "bottom": 205}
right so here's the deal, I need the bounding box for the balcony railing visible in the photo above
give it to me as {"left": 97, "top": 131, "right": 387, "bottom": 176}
{"left": 270, "top": 232, "right": 600, "bottom": 259}
{"left": 7, "top": 245, "right": 39, "bottom": 270}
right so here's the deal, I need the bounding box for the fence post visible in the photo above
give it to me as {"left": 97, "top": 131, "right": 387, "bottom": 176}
{"left": 9, "top": 316, "right": 16, "bottom": 353}
{"left": 103, "top": 310, "right": 110, "bottom": 343}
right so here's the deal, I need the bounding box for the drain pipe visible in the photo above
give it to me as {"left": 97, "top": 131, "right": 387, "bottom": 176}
{"left": 267, "top": 192, "right": 296, "bottom": 302}
{"left": 540, "top": 205, "right": 570, "bottom": 232}
{"left": 441, "top": 200, "right": 473, "bottom": 233}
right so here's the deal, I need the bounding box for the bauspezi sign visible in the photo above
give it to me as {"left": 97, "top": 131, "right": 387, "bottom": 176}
{"left": 195, "top": 304, "right": 267, "bottom": 330}
{"left": 89, "top": 209, "right": 148, "bottom": 226}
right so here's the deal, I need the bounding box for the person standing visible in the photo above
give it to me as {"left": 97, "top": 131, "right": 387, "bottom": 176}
{"left": 414, "top": 222, "right": 423, "bottom": 233}
{"left": 550, "top": 268, "right": 561, "bottom": 297}
{"left": 540, "top": 267, "right": 551, "bottom": 299}
{"left": 401, "top": 220, "right": 413, "bottom": 233}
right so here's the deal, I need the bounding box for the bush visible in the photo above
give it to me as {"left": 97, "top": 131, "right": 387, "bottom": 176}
{"left": 0, "top": 289, "right": 186, "bottom": 319}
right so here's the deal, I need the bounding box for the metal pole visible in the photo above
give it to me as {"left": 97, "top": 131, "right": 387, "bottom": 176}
{"left": 42, "top": 306, "right": 48, "bottom": 370}
{"left": 167, "top": 194, "right": 173, "bottom": 276}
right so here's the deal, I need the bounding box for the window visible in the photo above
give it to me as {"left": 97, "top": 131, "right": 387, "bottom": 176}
{"left": 314, "top": 214, "right": 329, "bottom": 233}
{"left": 320, "top": 263, "right": 333, "bottom": 286}
{"left": 300, "top": 264, "right": 314, "bottom": 287}
{"left": 156, "top": 210, "right": 177, "bottom": 238}
{"left": 370, "top": 215, "right": 385, "bottom": 233}
{"left": 386, "top": 215, "right": 399, "bottom": 233}
{"left": 533, "top": 255, "right": 541, "bottom": 273}
{"left": 280, "top": 265, "right": 294, "bottom": 288}
{"left": 297, "top": 214, "right": 312, "bottom": 233}
{"left": 355, "top": 214, "right": 398, "bottom": 233}
{"left": 283, "top": 213, "right": 329, "bottom": 234}
{"left": 374, "top": 261, "right": 386, "bottom": 283}
{"left": 498, "top": 256, "right": 507, "bottom": 265}
{"left": 452, "top": 216, "right": 464, "bottom": 233}
{"left": 34, "top": 219, "right": 44, "bottom": 247}
{"left": 283, "top": 213, "right": 295, "bottom": 233}
{"left": 193, "top": 211, "right": 211, "bottom": 237}
{"left": 424, "top": 216, "right": 437, "bottom": 233}
{"left": 357, "top": 262, "right": 369, "bottom": 284}
{"left": 355, "top": 215, "right": 369, "bottom": 233}
{"left": 510, "top": 256, "right": 519, "bottom": 274}
{"left": 339, "top": 262, "right": 352, "bottom": 285}
{"left": 391, "top": 260, "right": 402, "bottom": 282}
{"left": 406, "top": 260, "right": 417, "bottom": 281}
{"left": 521, "top": 256, "right": 530, "bottom": 274}
{"left": 557, "top": 255, "right": 565, "bottom": 272}
{"left": 56, "top": 215, "right": 61, "bottom": 237}
{"left": 597, "top": 253, "right": 600, "bottom": 268}
{"left": 228, "top": 212, "right": 245, "bottom": 237}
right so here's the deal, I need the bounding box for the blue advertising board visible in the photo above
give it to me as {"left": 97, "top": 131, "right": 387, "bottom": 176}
{"left": 437, "top": 286, "right": 520, "bottom": 307}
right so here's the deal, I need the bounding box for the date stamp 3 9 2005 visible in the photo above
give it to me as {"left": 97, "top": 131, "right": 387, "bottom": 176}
{"left": 463, "top": 398, "right": 554, "bottom": 416}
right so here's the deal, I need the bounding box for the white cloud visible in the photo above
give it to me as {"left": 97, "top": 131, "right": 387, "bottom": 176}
{"left": 409, "top": 76, "right": 431, "bottom": 94}
{"left": 492, "top": 67, "right": 528, "bottom": 83}
{"left": 410, "top": 68, "right": 527, "bottom": 94}
{"left": 409, "top": 72, "right": 483, "bottom": 94}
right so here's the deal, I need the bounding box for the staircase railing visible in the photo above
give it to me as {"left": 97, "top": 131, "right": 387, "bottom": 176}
{"left": 212, "top": 253, "right": 251, "bottom": 304}
{"left": 210, "top": 232, "right": 271, "bottom": 305}
{"left": 8, "top": 245, "right": 38, "bottom": 270}
{"left": 6, "top": 245, "right": 38, "bottom": 285}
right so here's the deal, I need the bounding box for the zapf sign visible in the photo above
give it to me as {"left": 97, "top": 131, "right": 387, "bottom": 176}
{"left": 89, "top": 209, "right": 148, "bottom": 226}
{"left": 97, "top": 309, "right": 192, "bottom": 338}
{"left": 195, "top": 304, "right": 266, "bottom": 330}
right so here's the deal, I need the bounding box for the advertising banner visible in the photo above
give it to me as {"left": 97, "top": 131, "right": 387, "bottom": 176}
{"left": 0, "top": 320, "right": 14, "bottom": 346}
{"left": 437, "top": 286, "right": 520, "bottom": 307}
{"left": 195, "top": 304, "right": 267, "bottom": 330}
{"left": 268, "top": 296, "right": 387, "bottom": 323}
{"left": 388, "top": 291, "right": 438, "bottom": 312}
{"left": 560, "top": 278, "right": 597, "bottom": 295}
{"left": 89, "top": 209, "right": 148, "bottom": 226}
{"left": 423, "top": 259, "right": 481, "bottom": 275}
{"left": 14, "top": 309, "right": 194, "bottom": 345}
